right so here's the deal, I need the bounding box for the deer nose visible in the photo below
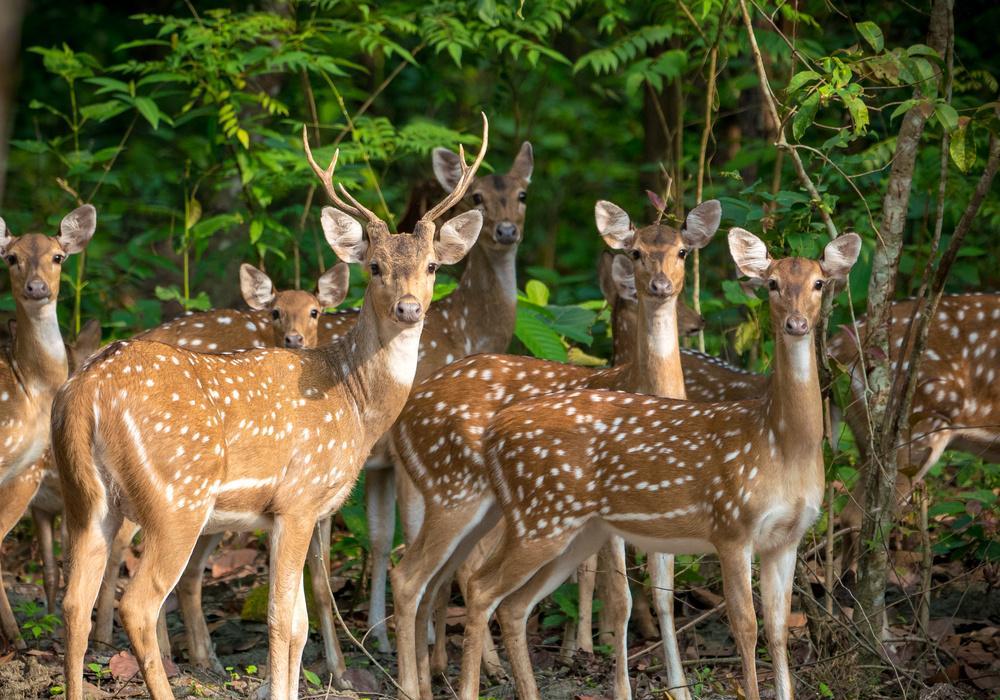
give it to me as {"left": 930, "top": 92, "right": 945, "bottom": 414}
{"left": 494, "top": 222, "right": 519, "bottom": 245}
{"left": 394, "top": 296, "right": 423, "bottom": 325}
{"left": 24, "top": 278, "right": 50, "bottom": 300}
{"left": 284, "top": 333, "right": 304, "bottom": 349}
{"left": 784, "top": 315, "right": 809, "bottom": 336}
{"left": 648, "top": 275, "right": 673, "bottom": 298}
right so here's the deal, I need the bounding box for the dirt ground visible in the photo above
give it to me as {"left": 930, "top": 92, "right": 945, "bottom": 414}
{"left": 1, "top": 530, "right": 998, "bottom": 699}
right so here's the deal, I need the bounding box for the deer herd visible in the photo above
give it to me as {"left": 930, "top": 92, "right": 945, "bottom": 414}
{"left": 0, "top": 112, "right": 995, "bottom": 700}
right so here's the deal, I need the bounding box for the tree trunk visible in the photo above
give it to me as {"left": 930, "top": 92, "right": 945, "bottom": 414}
{"left": 852, "top": 0, "right": 952, "bottom": 658}
{"left": 0, "top": 0, "right": 26, "bottom": 202}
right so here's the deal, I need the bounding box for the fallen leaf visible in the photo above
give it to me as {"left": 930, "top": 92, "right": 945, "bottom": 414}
{"left": 210, "top": 548, "right": 259, "bottom": 579}
{"left": 787, "top": 612, "right": 808, "bottom": 629}
{"left": 162, "top": 655, "right": 180, "bottom": 677}
{"left": 108, "top": 651, "right": 139, "bottom": 680}
{"left": 0, "top": 650, "right": 13, "bottom": 666}
{"left": 82, "top": 680, "right": 110, "bottom": 699}
{"left": 343, "top": 667, "right": 380, "bottom": 693}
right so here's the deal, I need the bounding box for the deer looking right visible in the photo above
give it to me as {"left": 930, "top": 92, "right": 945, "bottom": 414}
{"left": 390, "top": 198, "right": 725, "bottom": 700}
{"left": 456, "top": 229, "right": 862, "bottom": 700}
{"left": 52, "top": 116, "right": 488, "bottom": 700}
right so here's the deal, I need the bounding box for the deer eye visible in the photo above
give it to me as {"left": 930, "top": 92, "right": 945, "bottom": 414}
{"left": 427, "top": 262, "right": 438, "bottom": 274}
{"left": 310, "top": 309, "right": 320, "bottom": 318}
{"left": 768, "top": 279, "right": 779, "bottom": 291}
{"left": 52, "top": 254, "right": 65, "bottom": 264}
{"left": 678, "top": 249, "right": 687, "bottom": 260}
{"left": 813, "top": 279, "right": 824, "bottom": 291}
{"left": 369, "top": 262, "right": 381, "bottom": 276}
{"left": 518, "top": 191, "right": 527, "bottom": 203}
{"left": 271, "top": 309, "right": 280, "bottom": 320}
{"left": 4, "top": 255, "right": 16, "bottom": 265}
{"left": 630, "top": 249, "right": 641, "bottom": 260}
{"left": 472, "top": 193, "right": 484, "bottom": 206}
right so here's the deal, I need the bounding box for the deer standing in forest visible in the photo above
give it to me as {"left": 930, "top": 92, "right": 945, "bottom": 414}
{"left": 455, "top": 230, "right": 861, "bottom": 700}
{"left": 829, "top": 293, "right": 1000, "bottom": 573}
{"left": 0, "top": 205, "right": 97, "bottom": 649}
{"left": 51, "top": 117, "right": 487, "bottom": 700}
{"left": 390, "top": 199, "right": 728, "bottom": 699}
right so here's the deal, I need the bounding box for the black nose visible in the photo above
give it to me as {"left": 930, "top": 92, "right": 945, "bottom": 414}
{"left": 648, "top": 276, "right": 673, "bottom": 298}
{"left": 495, "top": 222, "right": 519, "bottom": 245}
{"left": 25, "top": 278, "right": 50, "bottom": 300}
{"left": 284, "top": 333, "right": 304, "bottom": 348}
{"left": 784, "top": 315, "right": 809, "bottom": 335}
{"left": 394, "top": 297, "right": 423, "bottom": 324}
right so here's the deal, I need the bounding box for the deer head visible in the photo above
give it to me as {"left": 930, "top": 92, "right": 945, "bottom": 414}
{"left": 0, "top": 205, "right": 96, "bottom": 309}
{"left": 596, "top": 199, "right": 721, "bottom": 306}
{"left": 68, "top": 319, "right": 102, "bottom": 371}
{"left": 305, "top": 115, "right": 489, "bottom": 334}
{"left": 239, "top": 263, "right": 350, "bottom": 348}
{"left": 729, "top": 229, "right": 861, "bottom": 336}
{"left": 433, "top": 141, "right": 532, "bottom": 251}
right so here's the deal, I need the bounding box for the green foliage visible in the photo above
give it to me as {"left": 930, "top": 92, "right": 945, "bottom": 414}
{"left": 14, "top": 600, "right": 62, "bottom": 639}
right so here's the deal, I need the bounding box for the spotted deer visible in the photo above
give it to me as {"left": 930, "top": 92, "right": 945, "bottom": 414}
{"left": 137, "top": 262, "right": 351, "bottom": 350}
{"left": 456, "top": 230, "right": 862, "bottom": 700}
{"left": 51, "top": 117, "right": 487, "bottom": 700}
{"left": 0, "top": 206, "right": 97, "bottom": 649}
{"left": 87, "top": 262, "right": 351, "bottom": 677}
{"left": 0, "top": 319, "right": 104, "bottom": 618}
{"left": 389, "top": 199, "right": 724, "bottom": 700}
{"left": 829, "top": 293, "right": 1000, "bottom": 573}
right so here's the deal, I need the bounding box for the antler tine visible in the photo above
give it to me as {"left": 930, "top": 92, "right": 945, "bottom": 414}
{"left": 422, "top": 112, "right": 490, "bottom": 223}
{"left": 336, "top": 183, "right": 380, "bottom": 225}
{"left": 302, "top": 124, "right": 371, "bottom": 221}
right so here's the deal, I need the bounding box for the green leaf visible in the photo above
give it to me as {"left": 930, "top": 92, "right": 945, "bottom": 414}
{"left": 303, "top": 669, "right": 322, "bottom": 687}
{"left": 236, "top": 128, "right": 250, "bottom": 150}
{"left": 249, "top": 219, "right": 264, "bottom": 245}
{"left": 792, "top": 92, "right": 820, "bottom": 140}
{"left": 843, "top": 92, "right": 870, "bottom": 135}
{"left": 906, "top": 43, "right": 940, "bottom": 58}
{"left": 547, "top": 305, "right": 596, "bottom": 345}
{"left": 10, "top": 139, "right": 49, "bottom": 154}
{"left": 949, "top": 118, "right": 977, "bottom": 172}
{"left": 132, "top": 96, "right": 161, "bottom": 129}
{"left": 515, "top": 308, "right": 567, "bottom": 362}
{"left": 856, "top": 21, "right": 884, "bottom": 53}
{"left": 889, "top": 98, "right": 919, "bottom": 122}
{"left": 524, "top": 279, "right": 550, "bottom": 306}
{"left": 786, "top": 70, "right": 820, "bottom": 93}
{"left": 934, "top": 103, "right": 959, "bottom": 133}
{"left": 722, "top": 279, "right": 761, "bottom": 308}
{"left": 80, "top": 99, "right": 130, "bottom": 122}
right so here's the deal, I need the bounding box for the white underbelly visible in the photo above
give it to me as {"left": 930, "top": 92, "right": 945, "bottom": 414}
{"left": 204, "top": 509, "right": 274, "bottom": 533}
{"left": 609, "top": 527, "right": 715, "bottom": 556}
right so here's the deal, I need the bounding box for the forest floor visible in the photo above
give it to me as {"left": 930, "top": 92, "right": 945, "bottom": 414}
{"left": 1, "top": 524, "right": 998, "bottom": 700}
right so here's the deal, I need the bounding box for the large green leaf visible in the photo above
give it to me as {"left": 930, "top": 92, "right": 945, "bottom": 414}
{"left": 949, "top": 118, "right": 977, "bottom": 173}
{"left": 515, "top": 307, "right": 567, "bottom": 362}
{"left": 856, "top": 21, "right": 884, "bottom": 53}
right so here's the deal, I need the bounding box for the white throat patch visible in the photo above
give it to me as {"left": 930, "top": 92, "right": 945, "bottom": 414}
{"left": 387, "top": 323, "right": 424, "bottom": 386}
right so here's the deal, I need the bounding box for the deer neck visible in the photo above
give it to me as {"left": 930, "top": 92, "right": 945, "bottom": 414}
{"left": 13, "top": 301, "right": 68, "bottom": 399}
{"left": 325, "top": 300, "right": 423, "bottom": 440}
{"left": 624, "top": 296, "right": 685, "bottom": 399}
{"left": 765, "top": 323, "right": 823, "bottom": 456}
{"left": 443, "top": 242, "right": 518, "bottom": 350}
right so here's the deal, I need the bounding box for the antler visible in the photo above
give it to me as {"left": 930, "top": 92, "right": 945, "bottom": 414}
{"left": 302, "top": 125, "right": 381, "bottom": 226}
{"left": 421, "top": 113, "right": 490, "bottom": 223}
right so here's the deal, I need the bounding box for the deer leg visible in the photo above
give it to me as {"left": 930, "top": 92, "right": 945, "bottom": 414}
{"left": 759, "top": 546, "right": 796, "bottom": 700}
{"left": 494, "top": 522, "right": 609, "bottom": 700}
{"left": 365, "top": 464, "right": 395, "bottom": 652}
{"left": 391, "top": 500, "right": 498, "bottom": 700}
{"left": 266, "top": 515, "right": 314, "bottom": 700}
{"left": 307, "top": 518, "right": 348, "bottom": 687}
{"left": 395, "top": 465, "right": 425, "bottom": 544}
{"left": 604, "top": 536, "right": 633, "bottom": 700}
{"left": 288, "top": 574, "right": 310, "bottom": 697}
{"left": 118, "top": 526, "right": 202, "bottom": 700}
{"left": 0, "top": 469, "right": 40, "bottom": 649}
{"left": 176, "top": 532, "right": 224, "bottom": 673}
{"left": 429, "top": 583, "right": 450, "bottom": 674}
{"left": 63, "top": 510, "right": 122, "bottom": 700}
{"left": 649, "top": 552, "right": 689, "bottom": 700}
{"left": 718, "top": 545, "right": 759, "bottom": 700}
{"left": 93, "top": 518, "right": 140, "bottom": 648}
{"left": 454, "top": 531, "right": 505, "bottom": 681}
{"left": 31, "top": 507, "right": 59, "bottom": 614}
{"left": 575, "top": 553, "right": 598, "bottom": 655}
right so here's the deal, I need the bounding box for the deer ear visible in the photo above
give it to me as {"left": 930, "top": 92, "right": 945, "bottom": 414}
{"left": 821, "top": 233, "right": 862, "bottom": 281}
{"left": 316, "top": 262, "right": 350, "bottom": 309}
{"left": 595, "top": 200, "right": 633, "bottom": 249}
{"left": 58, "top": 204, "right": 97, "bottom": 255}
{"left": 682, "top": 199, "right": 722, "bottom": 250}
{"left": 435, "top": 210, "right": 482, "bottom": 265}
{"left": 240, "top": 264, "right": 276, "bottom": 310}
{"left": 677, "top": 301, "right": 706, "bottom": 337}
{"left": 0, "top": 217, "right": 9, "bottom": 255}
{"left": 728, "top": 227, "right": 771, "bottom": 283}
{"left": 321, "top": 206, "right": 367, "bottom": 263}
{"left": 432, "top": 148, "right": 463, "bottom": 192}
{"left": 597, "top": 251, "right": 619, "bottom": 305}
{"left": 508, "top": 142, "right": 533, "bottom": 182}
{"left": 611, "top": 255, "right": 638, "bottom": 302}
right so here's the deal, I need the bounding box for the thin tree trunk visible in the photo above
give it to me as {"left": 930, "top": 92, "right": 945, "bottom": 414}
{"left": 0, "top": 0, "right": 25, "bottom": 202}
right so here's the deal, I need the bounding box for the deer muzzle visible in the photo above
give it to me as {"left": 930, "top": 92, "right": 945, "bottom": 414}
{"left": 24, "top": 278, "right": 51, "bottom": 301}
{"left": 494, "top": 222, "right": 519, "bottom": 245}
{"left": 648, "top": 275, "right": 674, "bottom": 299}
{"left": 394, "top": 296, "right": 423, "bottom": 325}
{"left": 784, "top": 314, "right": 809, "bottom": 336}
